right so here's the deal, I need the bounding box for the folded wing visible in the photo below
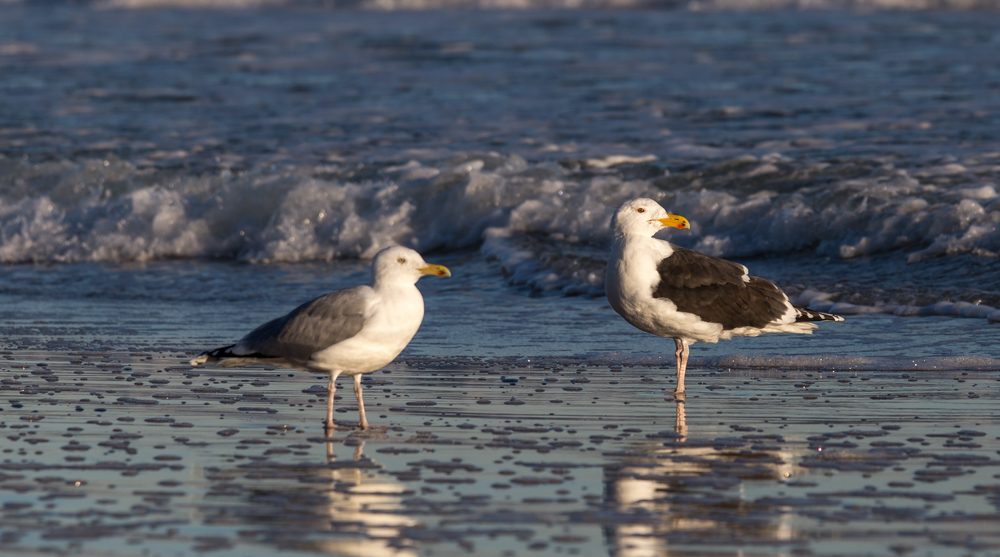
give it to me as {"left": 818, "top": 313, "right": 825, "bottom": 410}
{"left": 233, "top": 286, "right": 372, "bottom": 361}
{"left": 653, "top": 246, "right": 790, "bottom": 330}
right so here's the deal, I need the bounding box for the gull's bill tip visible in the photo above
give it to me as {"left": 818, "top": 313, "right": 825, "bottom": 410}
{"left": 419, "top": 263, "right": 451, "bottom": 277}
{"left": 654, "top": 214, "right": 690, "bottom": 229}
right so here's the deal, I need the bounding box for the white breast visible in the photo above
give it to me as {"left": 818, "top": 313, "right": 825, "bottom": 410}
{"left": 310, "top": 285, "right": 425, "bottom": 374}
{"left": 606, "top": 236, "right": 724, "bottom": 344}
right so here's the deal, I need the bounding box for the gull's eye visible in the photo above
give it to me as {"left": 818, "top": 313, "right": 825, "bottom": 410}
{"left": 636, "top": 208, "right": 646, "bottom": 214}
{"left": 397, "top": 257, "right": 406, "bottom": 264}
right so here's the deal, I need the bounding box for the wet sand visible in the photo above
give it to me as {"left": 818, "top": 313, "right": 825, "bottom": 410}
{"left": 3, "top": 349, "right": 999, "bottom": 557}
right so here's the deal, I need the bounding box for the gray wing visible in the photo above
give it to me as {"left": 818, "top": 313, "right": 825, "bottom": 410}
{"left": 233, "top": 286, "right": 372, "bottom": 362}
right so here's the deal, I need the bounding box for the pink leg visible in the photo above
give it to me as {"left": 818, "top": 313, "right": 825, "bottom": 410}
{"left": 673, "top": 338, "right": 688, "bottom": 394}
{"left": 326, "top": 372, "right": 342, "bottom": 431}
{"left": 353, "top": 374, "right": 369, "bottom": 430}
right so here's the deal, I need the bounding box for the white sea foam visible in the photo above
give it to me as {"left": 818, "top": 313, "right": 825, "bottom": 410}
{"left": 791, "top": 290, "right": 1000, "bottom": 324}
{"left": 1, "top": 153, "right": 999, "bottom": 314}
{"left": 0, "top": 153, "right": 997, "bottom": 263}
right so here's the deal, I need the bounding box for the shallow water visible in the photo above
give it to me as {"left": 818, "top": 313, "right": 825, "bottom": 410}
{"left": 4, "top": 256, "right": 1000, "bottom": 363}
{"left": 3, "top": 257, "right": 1000, "bottom": 555}
{"left": 3, "top": 346, "right": 1000, "bottom": 557}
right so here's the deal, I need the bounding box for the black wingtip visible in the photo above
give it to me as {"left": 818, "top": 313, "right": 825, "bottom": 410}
{"left": 794, "top": 307, "right": 845, "bottom": 323}
{"left": 190, "top": 344, "right": 281, "bottom": 366}
{"left": 190, "top": 344, "right": 238, "bottom": 365}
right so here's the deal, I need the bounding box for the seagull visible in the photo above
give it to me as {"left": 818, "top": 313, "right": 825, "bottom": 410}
{"left": 605, "top": 198, "right": 843, "bottom": 394}
{"left": 190, "top": 246, "right": 451, "bottom": 431}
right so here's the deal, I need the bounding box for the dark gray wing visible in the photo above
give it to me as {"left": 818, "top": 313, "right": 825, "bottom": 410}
{"left": 652, "top": 245, "right": 789, "bottom": 330}
{"left": 233, "top": 286, "right": 371, "bottom": 361}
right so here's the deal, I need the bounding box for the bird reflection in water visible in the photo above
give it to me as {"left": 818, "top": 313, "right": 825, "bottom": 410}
{"left": 601, "top": 398, "right": 797, "bottom": 556}
{"left": 313, "top": 435, "right": 419, "bottom": 557}
{"left": 673, "top": 394, "right": 687, "bottom": 439}
{"left": 210, "top": 433, "right": 418, "bottom": 556}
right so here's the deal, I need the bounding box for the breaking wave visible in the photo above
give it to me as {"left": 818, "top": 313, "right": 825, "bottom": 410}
{"left": 2, "top": 153, "right": 997, "bottom": 269}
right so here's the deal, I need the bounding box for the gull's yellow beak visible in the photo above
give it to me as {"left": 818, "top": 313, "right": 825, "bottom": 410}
{"left": 419, "top": 264, "right": 451, "bottom": 278}
{"left": 654, "top": 214, "right": 690, "bottom": 230}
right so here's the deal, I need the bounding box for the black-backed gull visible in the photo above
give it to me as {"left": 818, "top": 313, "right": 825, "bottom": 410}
{"left": 605, "top": 198, "right": 843, "bottom": 394}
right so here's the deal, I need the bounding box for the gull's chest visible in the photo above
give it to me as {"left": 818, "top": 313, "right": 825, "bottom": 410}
{"left": 310, "top": 286, "right": 425, "bottom": 373}
{"left": 366, "top": 288, "right": 425, "bottom": 339}
{"left": 607, "top": 240, "right": 671, "bottom": 311}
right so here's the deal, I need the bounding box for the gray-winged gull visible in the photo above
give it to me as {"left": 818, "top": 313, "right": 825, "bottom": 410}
{"left": 191, "top": 246, "right": 451, "bottom": 430}
{"left": 605, "top": 198, "right": 843, "bottom": 395}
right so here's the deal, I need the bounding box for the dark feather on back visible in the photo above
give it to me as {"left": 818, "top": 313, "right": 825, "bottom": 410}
{"left": 652, "top": 246, "right": 789, "bottom": 330}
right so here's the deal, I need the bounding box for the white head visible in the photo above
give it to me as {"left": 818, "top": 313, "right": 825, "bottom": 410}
{"left": 611, "top": 198, "right": 690, "bottom": 240}
{"left": 371, "top": 246, "right": 451, "bottom": 286}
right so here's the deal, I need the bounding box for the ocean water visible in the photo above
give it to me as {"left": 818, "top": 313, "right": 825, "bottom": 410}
{"left": 3, "top": 3, "right": 1000, "bottom": 557}
{"left": 3, "top": 3, "right": 1000, "bottom": 321}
